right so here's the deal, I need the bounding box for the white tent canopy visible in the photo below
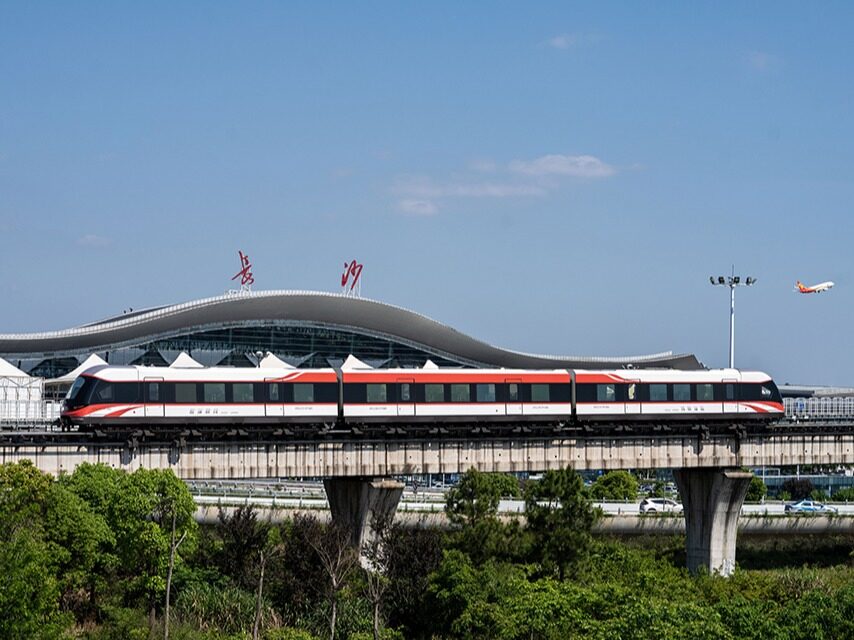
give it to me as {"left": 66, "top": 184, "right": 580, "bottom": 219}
{"left": 0, "top": 357, "right": 29, "bottom": 378}
{"left": 341, "top": 354, "right": 372, "bottom": 370}
{"left": 169, "top": 352, "right": 204, "bottom": 368}
{"left": 259, "top": 352, "right": 295, "bottom": 369}
{"left": 47, "top": 354, "right": 107, "bottom": 386}
{"left": 0, "top": 357, "right": 43, "bottom": 421}
{"left": 422, "top": 359, "right": 439, "bottom": 369}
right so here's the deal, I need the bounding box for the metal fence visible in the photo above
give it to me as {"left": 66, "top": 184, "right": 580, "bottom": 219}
{"left": 784, "top": 397, "right": 854, "bottom": 420}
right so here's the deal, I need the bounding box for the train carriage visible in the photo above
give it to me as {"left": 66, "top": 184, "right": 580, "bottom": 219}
{"left": 341, "top": 368, "right": 572, "bottom": 423}
{"left": 61, "top": 365, "right": 339, "bottom": 426}
{"left": 574, "top": 369, "right": 784, "bottom": 423}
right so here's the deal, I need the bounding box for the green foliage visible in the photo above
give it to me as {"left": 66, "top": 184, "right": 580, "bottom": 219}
{"left": 647, "top": 480, "right": 667, "bottom": 498}
{"left": 175, "top": 581, "right": 267, "bottom": 633}
{"left": 745, "top": 476, "right": 767, "bottom": 502}
{"left": 264, "top": 628, "right": 319, "bottom": 640}
{"left": 525, "top": 467, "right": 599, "bottom": 579}
{"left": 445, "top": 469, "right": 519, "bottom": 526}
{"left": 811, "top": 489, "right": 830, "bottom": 502}
{"left": 832, "top": 487, "right": 854, "bottom": 501}
{"left": 589, "top": 470, "right": 639, "bottom": 501}
{"left": 781, "top": 478, "right": 814, "bottom": 501}
{"left": 0, "top": 527, "right": 69, "bottom": 640}
{"left": 445, "top": 469, "right": 528, "bottom": 564}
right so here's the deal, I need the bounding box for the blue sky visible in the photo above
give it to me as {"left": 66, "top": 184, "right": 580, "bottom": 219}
{"left": 1, "top": 2, "right": 853, "bottom": 385}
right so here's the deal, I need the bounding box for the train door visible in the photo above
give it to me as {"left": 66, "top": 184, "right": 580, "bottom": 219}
{"left": 624, "top": 380, "right": 641, "bottom": 416}
{"left": 505, "top": 378, "right": 522, "bottom": 416}
{"left": 265, "top": 378, "right": 284, "bottom": 418}
{"left": 723, "top": 378, "right": 738, "bottom": 415}
{"left": 397, "top": 379, "right": 415, "bottom": 418}
{"left": 144, "top": 377, "right": 164, "bottom": 418}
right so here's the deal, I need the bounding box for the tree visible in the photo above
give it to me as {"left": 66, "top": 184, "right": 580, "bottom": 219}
{"left": 383, "top": 523, "right": 444, "bottom": 638}
{"left": 215, "top": 505, "right": 271, "bottom": 590}
{"left": 445, "top": 469, "right": 519, "bottom": 527}
{"left": 781, "top": 478, "right": 814, "bottom": 501}
{"left": 745, "top": 476, "right": 767, "bottom": 502}
{"left": 445, "top": 469, "right": 527, "bottom": 564}
{"left": 524, "top": 467, "right": 599, "bottom": 579}
{"left": 362, "top": 514, "right": 394, "bottom": 640}
{"left": 299, "top": 515, "right": 359, "bottom": 640}
{"left": 589, "top": 470, "right": 639, "bottom": 501}
{"left": 253, "top": 527, "right": 285, "bottom": 640}
{"left": 164, "top": 507, "right": 189, "bottom": 640}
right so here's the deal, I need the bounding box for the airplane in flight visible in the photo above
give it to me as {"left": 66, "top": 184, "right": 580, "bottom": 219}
{"left": 796, "top": 280, "right": 835, "bottom": 294}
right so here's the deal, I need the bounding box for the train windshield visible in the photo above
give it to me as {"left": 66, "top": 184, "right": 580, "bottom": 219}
{"left": 763, "top": 381, "right": 783, "bottom": 404}
{"left": 66, "top": 376, "right": 87, "bottom": 401}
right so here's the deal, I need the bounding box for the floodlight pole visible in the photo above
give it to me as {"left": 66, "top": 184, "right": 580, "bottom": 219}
{"left": 709, "top": 267, "right": 756, "bottom": 369}
{"left": 729, "top": 283, "right": 736, "bottom": 369}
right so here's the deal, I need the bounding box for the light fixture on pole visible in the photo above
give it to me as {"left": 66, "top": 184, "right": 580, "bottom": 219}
{"left": 709, "top": 268, "right": 756, "bottom": 369}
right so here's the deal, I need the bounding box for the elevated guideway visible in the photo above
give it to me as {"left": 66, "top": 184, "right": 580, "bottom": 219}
{"left": 4, "top": 420, "right": 854, "bottom": 577}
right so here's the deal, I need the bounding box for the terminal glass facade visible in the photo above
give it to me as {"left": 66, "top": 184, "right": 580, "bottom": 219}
{"left": 8, "top": 322, "right": 466, "bottom": 378}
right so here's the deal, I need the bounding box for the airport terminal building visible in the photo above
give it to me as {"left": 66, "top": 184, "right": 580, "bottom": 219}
{"left": 0, "top": 290, "right": 701, "bottom": 378}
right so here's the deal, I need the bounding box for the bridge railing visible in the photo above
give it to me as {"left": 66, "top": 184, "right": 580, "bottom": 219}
{"left": 785, "top": 397, "right": 854, "bottom": 420}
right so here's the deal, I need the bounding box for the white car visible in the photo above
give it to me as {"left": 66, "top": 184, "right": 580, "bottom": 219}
{"left": 640, "top": 498, "right": 683, "bottom": 514}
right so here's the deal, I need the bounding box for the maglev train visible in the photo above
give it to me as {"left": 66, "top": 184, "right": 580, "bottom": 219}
{"left": 60, "top": 364, "right": 784, "bottom": 430}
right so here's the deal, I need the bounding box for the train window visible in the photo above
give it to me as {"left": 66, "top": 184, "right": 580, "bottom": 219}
{"left": 400, "top": 384, "right": 411, "bottom": 402}
{"left": 697, "top": 384, "right": 714, "bottom": 401}
{"left": 175, "top": 383, "right": 196, "bottom": 403}
{"left": 367, "top": 384, "right": 387, "bottom": 403}
{"left": 531, "top": 384, "right": 550, "bottom": 402}
{"left": 725, "top": 384, "right": 735, "bottom": 401}
{"left": 233, "top": 383, "right": 254, "bottom": 403}
{"left": 147, "top": 383, "right": 161, "bottom": 402}
{"left": 92, "top": 381, "right": 113, "bottom": 402}
{"left": 451, "top": 384, "right": 470, "bottom": 402}
{"left": 476, "top": 384, "right": 496, "bottom": 402}
{"left": 425, "top": 384, "right": 444, "bottom": 402}
{"left": 204, "top": 383, "right": 225, "bottom": 403}
{"left": 627, "top": 384, "right": 637, "bottom": 401}
{"left": 507, "top": 383, "right": 519, "bottom": 402}
{"left": 649, "top": 384, "right": 667, "bottom": 402}
{"left": 596, "top": 384, "right": 615, "bottom": 402}
{"left": 268, "top": 384, "right": 280, "bottom": 402}
{"left": 673, "top": 384, "right": 690, "bottom": 402}
{"left": 761, "top": 385, "right": 772, "bottom": 399}
{"left": 294, "top": 384, "right": 314, "bottom": 403}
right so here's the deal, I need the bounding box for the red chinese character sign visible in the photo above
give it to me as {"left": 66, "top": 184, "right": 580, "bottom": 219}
{"left": 231, "top": 250, "right": 255, "bottom": 292}
{"left": 341, "top": 259, "right": 363, "bottom": 297}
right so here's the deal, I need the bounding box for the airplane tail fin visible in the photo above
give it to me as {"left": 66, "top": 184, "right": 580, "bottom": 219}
{"left": 796, "top": 280, "right": 805, "bottom": 291}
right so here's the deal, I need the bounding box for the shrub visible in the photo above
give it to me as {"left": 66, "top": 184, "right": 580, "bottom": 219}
{"left": 780, "top": 479, "right": 813, "bottom": 501}
{"left": 745, "top": 476, "right": 767, "bottom": 502}
{"left": 589, "top": 471, "right": 639, "bottom": 501}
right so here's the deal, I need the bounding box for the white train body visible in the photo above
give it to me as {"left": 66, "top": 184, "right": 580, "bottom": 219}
{"left": 61, "top": 364, "right": 784, "bottom": 429}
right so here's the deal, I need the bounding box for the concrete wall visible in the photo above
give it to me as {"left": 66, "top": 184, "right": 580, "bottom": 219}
{"left": 194, "top": 504, "right": 854, "bottom": 536}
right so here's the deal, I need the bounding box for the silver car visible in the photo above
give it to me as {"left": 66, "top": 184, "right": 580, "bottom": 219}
{"left": 640, "top": 498, "right": 683, "bottom": 514}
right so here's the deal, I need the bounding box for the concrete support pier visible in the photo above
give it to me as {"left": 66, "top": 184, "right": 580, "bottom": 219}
{"left": 673, "top": 467, "right": 752, "bottom": 576}
{"left": 323, "top": 477, "right": 405, "bottom": 547}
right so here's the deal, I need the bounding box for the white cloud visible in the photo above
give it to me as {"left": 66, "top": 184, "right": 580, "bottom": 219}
{"left": 394, "top": 176, "right": 547, "bottom": 199}
{"left": 545, "top": 33, "right": 601, "bottom": 50}
{"left": 398, "top": 199, "right": 438, "bottom": 216}
{"left": 509, "top": 154, "right": 615, "bottom": 178}
{"left": 469, "top": 158, "right": 497, "bottom": 173}
{"left": 392, "top": 152, "right": 615, "bottom": 215}
{"left": 77, "top": 234, "right": 112, "bottom": 247}
{"left": 747, "top": 51, "right": 778, "bottom": 72}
